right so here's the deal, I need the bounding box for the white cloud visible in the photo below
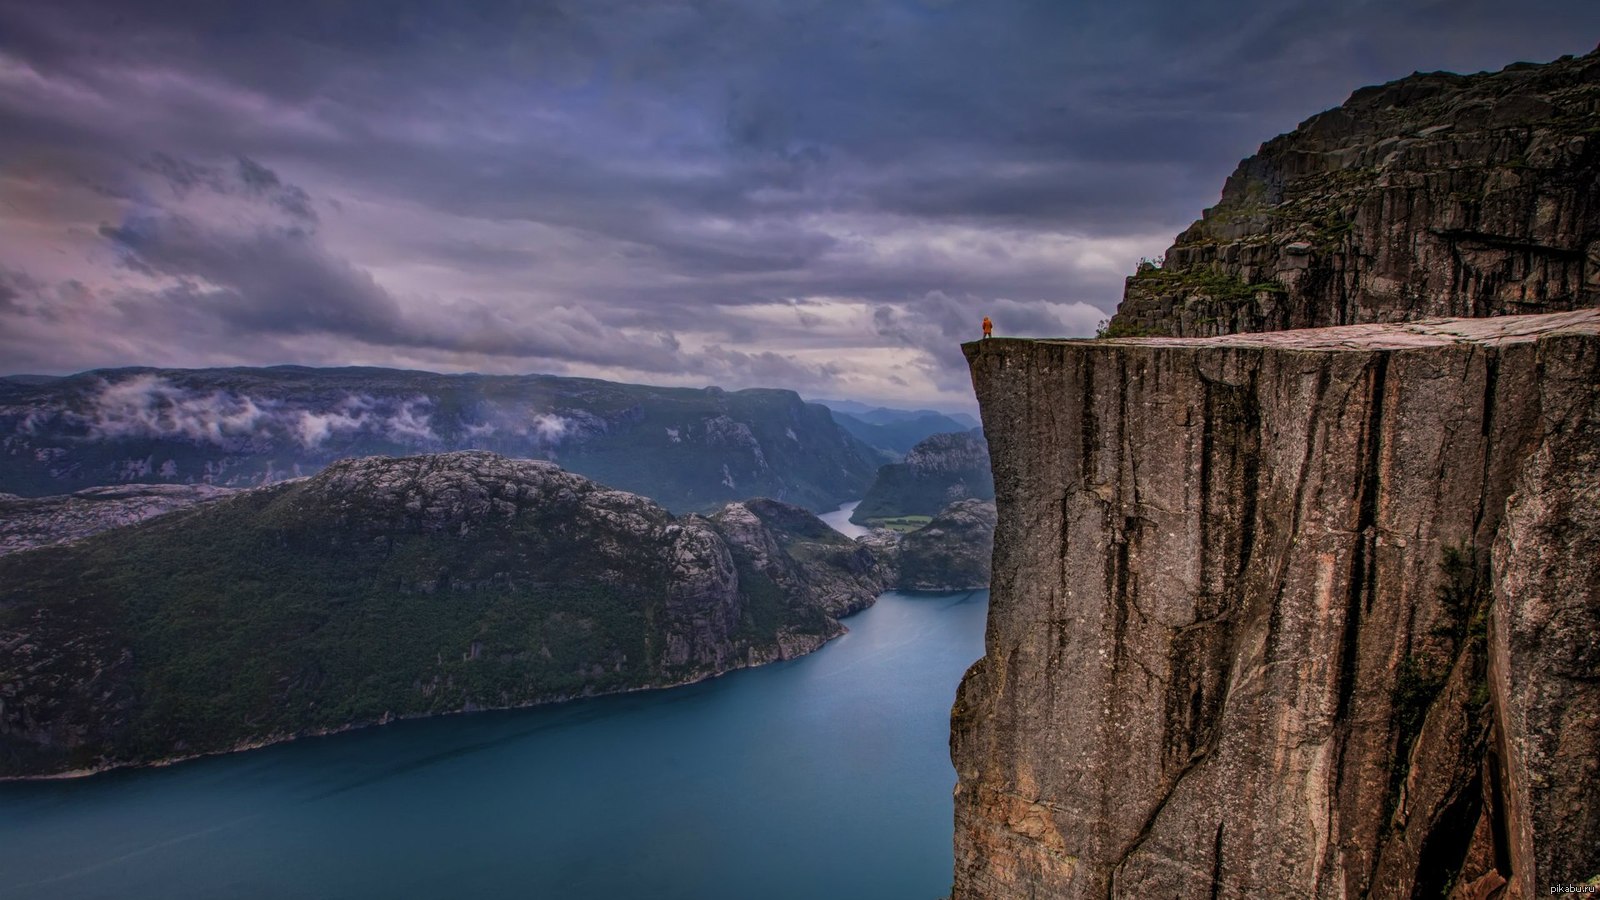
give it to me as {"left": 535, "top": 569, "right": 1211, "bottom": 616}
{"left": 26, "top": 375, "right": 442, "bottom": 448}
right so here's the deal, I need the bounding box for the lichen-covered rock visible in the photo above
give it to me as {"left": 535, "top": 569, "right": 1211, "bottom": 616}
{"left": 0, "top": 452, "right": 883, "bottom": 777}
{"left": 1108, "top": 48, "right": 1600, "bottom": 338}
{"left": 0, "top": 483, "right": 236, "bottom": 556}
{"left": 896, "top": 499, "right": 996, "bottom": 591}
{"left": 954, "top": 310, "right": 1600, "bottom": 899}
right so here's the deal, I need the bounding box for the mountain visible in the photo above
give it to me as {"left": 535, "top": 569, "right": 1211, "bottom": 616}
{"left": 0, "top": 452, "right": 891, "bottom": 778}
{"left": 710, "top": 498, "right": 887, "bottom": 617}
{"left": 851, "top": 407, "right": 978, "bottom": 429}
{"left": 1108, "top": 47, "right": 1600, "bottom": 338}
{"left": 850, "top": 430, "right": 994, "bottom": 525}
{"left": 813, "top": 399, "right": 978, "bottom": 425}
{"left": 0, "top": 484, "right": 237, "bottom": 557}
{"left": 867, "top": 499, "right": 996, "bottom": 591}
{"left": 0, "top": 366, "right": 881, "bottom": 514}
{"left": 952, "top": 48, "right": 1600, "bottom": 900}
{"left": 829, "top": 409, "right": 977, "bottom": 457}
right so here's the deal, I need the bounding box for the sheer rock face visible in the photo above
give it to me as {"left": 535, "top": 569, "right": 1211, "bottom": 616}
{"left": 1108, "top": 49, "right": 1600, "bottom": 338}
{"left": 0, "top": 483, "right": 236, "bottom": 557}
{"left": 953, "top": 311, "right": 1600, "bottom": 899}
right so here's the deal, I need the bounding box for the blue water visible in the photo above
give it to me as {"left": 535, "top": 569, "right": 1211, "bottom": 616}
{"left": 0, "top": 589, "right": 987, "bottom": 900}
{"left": 818, "top": 500, "right": 871, "bottom": 540}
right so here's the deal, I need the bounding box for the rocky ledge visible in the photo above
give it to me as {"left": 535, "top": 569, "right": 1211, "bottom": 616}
{"left": 954, "top": 309, "right": 1599, "bottom": 898}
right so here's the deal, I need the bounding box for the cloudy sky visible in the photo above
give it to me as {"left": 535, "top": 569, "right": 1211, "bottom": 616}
{"left": 1, "top": 0, "right": 1596, "bottom": 410}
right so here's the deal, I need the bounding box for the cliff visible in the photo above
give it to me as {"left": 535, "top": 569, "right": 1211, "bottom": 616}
{"left": 0, "top": 452, "right": 888, "bottom": 778}
{"left": 1108, "top": 48, "right": 1600, "bottom": 338}
{"left": 850, "top": 430, "right": 995, "bottom": 525}
{"left": 954, "top": 310, "right": 1600, "bottom": 898}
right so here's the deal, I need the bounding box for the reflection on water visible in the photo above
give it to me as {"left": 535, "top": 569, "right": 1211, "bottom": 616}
{"left": 819, "top": 499, "right": 871, "bottom": 540}
{"left": 0, "top": 590, "right": 988, "bottom": 900}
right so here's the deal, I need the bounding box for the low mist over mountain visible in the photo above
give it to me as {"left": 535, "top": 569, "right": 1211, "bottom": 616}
{"left": 0, "top": 367, "right": 881, "bottom": 513}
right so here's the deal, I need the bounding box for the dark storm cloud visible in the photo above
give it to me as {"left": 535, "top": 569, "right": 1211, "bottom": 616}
{"left": 0, "top": 267, "right": 37, "bottom": 313}
{"left": 91, "top": 196, "right": 691, "bottom": 373}
{"left": 1, "top": 0, "right": 1597, "bottom": 405}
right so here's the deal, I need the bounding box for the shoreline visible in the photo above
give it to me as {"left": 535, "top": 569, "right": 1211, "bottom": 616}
{"left": 1, "top": 622, "right": 848, "bottom": 783}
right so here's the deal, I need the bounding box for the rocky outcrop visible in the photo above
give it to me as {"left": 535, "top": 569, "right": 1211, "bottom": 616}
{"left": 1108, "top": 48, "right": 1600, "bottom": 338}
{"left": 954, "top": 310, "right": 1600, "bottom": 898}
{"left": 710, "top": 498, "right": 890, "bottom": 618}
{"left": 0, "top": 483, "right": 236, "bottom": 556}
{"left": 894, "top": 499, "right": 996, "bottom": 591}
{"left": 0, "top": 452, "right": 882, "bottom": 778}
{"left": 851, "top": 430, "right": 994, "bottom": 524}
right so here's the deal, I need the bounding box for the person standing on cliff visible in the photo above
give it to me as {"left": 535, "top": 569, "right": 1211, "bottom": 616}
{"left": 982, "top": 316, "right": 993, "bottom": 339}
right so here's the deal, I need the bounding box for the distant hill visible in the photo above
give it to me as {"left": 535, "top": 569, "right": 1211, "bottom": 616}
{"left": 0, "top": 452, "right": 891, "bottom": 777}
{"left": 811, "top": 399, "right": 978, "bottom": 428}
{"left": 866, "top": 498, "right": 997, "bottom": 591}
{"left": 828, "top": 409, "right": 976, "bottom": 457}
{"left": 850, "top": 429, "right": 994, "bottom": 524}
{"left": 0, "top": 366, "right": 881, "bottom": 514}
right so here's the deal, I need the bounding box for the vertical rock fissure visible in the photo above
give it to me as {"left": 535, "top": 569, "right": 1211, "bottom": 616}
{"left": 1210, "top": 822, "right": 1226, "bottom": 900}
{"left": 1114, "top": 351, "right": 1136, "bottom": 671}
{"left": 1263, "top": 362, "right": 1332, "bottom": 665}
{"left": 1335, "top": 355, "right": 1387, "bottom": 721}
{"left": 1485, "top": 742, "right": 1514, "bottom": 880}
{"left": 1470, "top": 348, "right": 1500, "bottom": 546}
{"left": 1329, "top": 355, "right": 1389, "bottom": 898}
{"left": 1080, "top": 353, "right": 1099, "bottom": 492}
{"left": 1106, "top": 684, "right": 1235, "bottom": 900}
{"left": 1413, "top": 769, "right": 1485, "bottom": 899}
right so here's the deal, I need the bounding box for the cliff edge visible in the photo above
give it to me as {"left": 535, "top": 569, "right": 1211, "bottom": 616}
{"left": 953, "top": 310, "right": 1599, "bottom": 898}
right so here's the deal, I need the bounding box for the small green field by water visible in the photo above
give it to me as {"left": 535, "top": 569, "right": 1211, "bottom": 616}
{"left": 864, "top": 515, "right": 932, "bottom": 533}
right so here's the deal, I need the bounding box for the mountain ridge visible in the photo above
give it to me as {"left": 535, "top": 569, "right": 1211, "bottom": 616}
{"left": 0, "top": 451, "right": 891, "bottom": 778}
{"left": 0, "top": 365, "right": 880, "bottom": 514}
